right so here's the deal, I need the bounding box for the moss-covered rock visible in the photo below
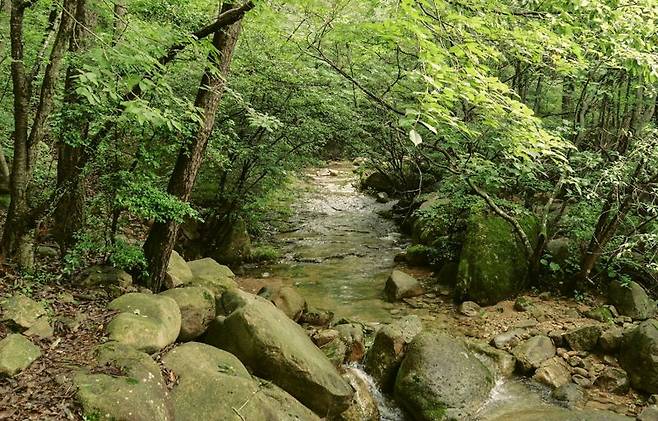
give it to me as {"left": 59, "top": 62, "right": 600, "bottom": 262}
{"left": 74, "top": 342, "right": 172, "bottom": 421}
{"left": 186, "top": 258, "right": 237, "bottom": 295}
{"left": 609, "top": 280, "right": 655, "bottom": 320}
{"left": 385, "top": 270, "right": 424, "bottom": 302}
{"left": 456, "top": 212, "right": 535, "bottom": 306}
{"left": 209, "top": 218, "right": 252, "bottom": 265}
{"left": 337, "top": 367, "right": 380, "bottom": 421}
{"left": 107, "top": 293, "right": 181, "bottom": 353}
{"left": 160, "top": 286, "right": 215, "bottom": 341}
{"left": 1, "top": 293, "right": 47, "bottom": 330}
{"left": 164, "top": 250, "right": 194, "bottom": 290}
{"left": 511, "top": 335, "right": 556, "bottom": 372}
{"left": 394, "top": 331, "right": 494, "bottom": 420}
{"left": 0, "top": 334, "right": 41, "bottom": 376}
{"left": 563, "top": 325, "right": 602, "bottom": 351}
{"left": 619, "top": 319, "right": 658, "bottom": 393}
{"left": 258, "top": 285, "right": 307, "bottom": 321}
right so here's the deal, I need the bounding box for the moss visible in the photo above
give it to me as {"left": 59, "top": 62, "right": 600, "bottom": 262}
{"left": 248, "top": 245, "right": 281, "bottom": 263}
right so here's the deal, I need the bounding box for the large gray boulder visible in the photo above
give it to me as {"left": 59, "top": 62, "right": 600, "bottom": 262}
{"left": 205, "top": 299, "right": 353, "bottom": 416}
{"left": 0, "top": 334, "right": 41, "bottom": 377}
{"left": 609, "top": 280, "right": 655, "bottom": 320}
{"left": 164, "top": 250, "right": 194, "bottom": 289}
{"left": 258, "top": 285, "right": 307, "bottom": 321}
{"left": 394, "top": 332, "right": 494, "bottom": 420}
{"left": 364, "top": 315, "right": 423, "bottom": 391}
{"left": 74, "top": 342, "right": 172, "bottom": 421}
{"left": 160, "top": 286, "right": 215, "bottom": 341}
{"left": 337, "top": 367, "right": 380, "bottom": 421}
{"left": 385, "top": 270, "right": 423, "bottom": 302}
{"left": 511, "top": 335, "right": 555, "bottom": 372}
{"left": 162, "top": 342, "right": 318, "bottom": 421}
{"left": 1, "top": 294, "right": 47, "bottom": 330}
{"left": 619, "top": 319, "right": 658, "bottom": 393}
{"left": 107, "top": 293, "right": 181, "bottom": 353}
{"left": 563, "top": 325, "right": 602, "bottom": 351}
{"left": 187, "top": 258, "right": 237, "bottom": 295}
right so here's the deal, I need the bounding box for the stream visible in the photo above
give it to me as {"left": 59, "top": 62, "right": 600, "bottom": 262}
{"left": 239, "top": 162, "right": 628, "bottom": 420}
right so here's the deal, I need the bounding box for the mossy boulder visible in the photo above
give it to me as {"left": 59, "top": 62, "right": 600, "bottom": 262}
{"left": 563, "top": 325, "right": 602, "bottom": 351}
{"left": 0, "top": 334, "right": 41, "bottom": 376}
{"left": 162, "top": 342, "right": 318, "bottom": 421}
{"left": 75, "top": 266, "right": 133, "bottom": 298}
{"left": 338, "top": 367, "right": 380, "bottom": 421}
{"left": 1, "top": 293, "right": 47, "bottom": 330}
{"left": 619, "top": 319, "right": 658, "bottom": 393}
{"left": 456, "top": 212, "right": 536, "bottom": 306}
{"left": 205, "top": 299, "right": 353, "bottom": 416}
{"left": 209, "top": 218, "right": 252, "bottom": 265}
{"left": 74, "top": 342, "right": 172, "bottom": 421}
{"left": 164, "top": 250, "right": 194, "bottom": 290}
{"left": 609, "top": 280, "right": 655, "bottom": 320}
{"left": 187, "top": 258, "right": 237, "bottom": 295}
{"left": 258, "top": 285, "right": 307, "bottom": 321}
{"left": 385, "top": 270, "right": 424, "bottom": 302}
{"left": 364, "top": 315, "right": 423, "bottom": 392}
{"left": 511, "top": 335, "right": 556, "bottom": 372}
{"left": 361, "top": 171, "right": 393, "bottom": 194}
{"left": 394, "top": 331, "right": 494, "bottom": 420}
{"left": 107, "top": 293, "right": 181, "bottom": 353}
{"left": 160, "top": 286, "right": 215, "bottom": 341}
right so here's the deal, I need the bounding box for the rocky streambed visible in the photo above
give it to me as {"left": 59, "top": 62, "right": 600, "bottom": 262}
{"left": 1, "top": 162, "right": 658, "bottom": 420}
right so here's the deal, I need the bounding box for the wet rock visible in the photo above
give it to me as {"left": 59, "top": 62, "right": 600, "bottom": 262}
{"left": 638, "top": 405, "right": 658, "bottom": 421}
{"left": 337, "top": 368, "right": 380, "bottom": 421}
{"left": 563, "top": 325, "right": 602, "bottom": 351}
{"left": 164, "top": 250, "right": 194, "bottom": 289}
{"left": 1, "top": 293, "right": 47, "bottom": 330}
{"left": 0, "top": 334, "right": 41, "bottom": 377}
{"left": 594, "top": 367, "right": 629, "bottom": 394}
{"left": 394, "top": 331, "right": 494, "bottom": 420}
{"left": 458, "top": 301, "right": 481, "bottom": 317}
{"left": 320, "top": 336, "right": 348, "bottom": 366}
{"left": 608, "top": 280, "right": 655, "bottom": 320}
{"left": 364, "top": 315, "right": 423, "bottom": 392}
{"left": 335, "top": 323, "right": 366, "bottom": 363}
{"left": 106, "top": 293, "right": 181, "bottom": 353}
{"left": 599, "top": 327, "right": 624, "bottom": 354}
{"left": 205, "top": 298, "right": 353, "bottom": 415}
{"left": 74, "top": 342, "right": 172, "bottom": 421}
{"left": 456, "top": 213, "right": 535, "bottom": 306}
{"left": 491, "top": 329, "right": 525, "bottom": 350}
{"left": 619, "top": 320, "right": 658, "bottom": 393}
{"left": 299, "top": 308, "right": 334, "bottom": 327}
{"left": 512, "top": 335, "right": 556, "bottom": 372}
{"left": 465, "top": 339, "right": 517, "bottom": 377}
{"left": 385, "top": 270, "right": 423, "bottom": 302}
{"left": 187, "top": 258, "right": 237, "bottom": 295}
{"left": 533, "top": 357, "right": 571, "bottom": 388}
{"left": 160, "top": 286, "right": 215, "bottom": 341}
{"left": 312, "top": 329, "right": 340, "bottom": 347}
{"left": 514, "top": 296, "right": 533, "bottom": 312}
{"left": 162, "top": 342, "right": 318, "bottom": 421}
{"left": 551, "top": 383, "right": 585, "bottom": 408}
{"left": 585, "top": 306, "right": 614, "bottom": 323}
{"left": 258, "top": 285, "right": 307, "bottom": 322}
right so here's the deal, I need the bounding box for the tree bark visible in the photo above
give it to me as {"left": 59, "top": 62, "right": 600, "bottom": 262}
{"left": 143, "top": 3, "right": 245, "bottom": 292}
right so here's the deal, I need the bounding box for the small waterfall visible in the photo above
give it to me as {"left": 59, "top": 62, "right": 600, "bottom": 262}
{"left": 346, "top": 363, "right": 407, "bottom": 421}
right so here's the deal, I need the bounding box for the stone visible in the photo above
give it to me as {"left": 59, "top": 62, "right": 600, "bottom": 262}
{"left": 585, "top": 306, "right": 614, "bottom": 323}
{"left": 394, "top": 332, "right": 494, "bottom": 420}
{"left": 75, "top": 265, "right": 133, "bottom": 292}
{"left": 205, "top": 299, "right": 353, "bottom": 415}
{"left": 364, "top": 315, "right": 423, "bottom": 392}
{"left": 514, "top": 296, "right": 533, "bottom": 312}
{"left": 551, "top": 383, "right": 585, "bottom": 408}
{"left": 312, "top": 329, "right": 340, "bottom": 347}
{"left": 107, "top": 293, "right": 182, "bottom": 353}
{"left": 187, "top": 258, "right": 237, "bottom": 295}
{"left": 74, "top": 342, "right": 172, "bottom": 421}
{"left": 162, "top": 342, "right": 318, "bottom": 421}
{"left": 361, "top": 171, "right": 393, "bottom": 193}
{"left": 36, "top": 245, "right": 59, "bottom": 257}
{"left": 599, "top": 327, "right": 624, "bottom": 354}
{"left": 456, "top": 213, "right": 536, "bottom": 306}
{"left": 619, "top": 320, "right": 658, "bottom": 393}
{"left": 23, "top": 317, "right": 54, "bottom": 338}
{"left": 208, "top": 218, "right": 252, "bottom": 265}
{"left": 512, "top": 335, "right": 556, "bottom": 372}
{"left": 465, "top": 339, "right": 517, "bottom": 377}
{"left": 160, "top": 286, "right": 215, "bottom": 341}
{"left": 376, "top": 192, "right": 389, "bottom": 203}
{"left": 218, "top": 289, "right": 264, "bottom": 315}
{"left": 385, "top": 270, "right": 423, "bottom": 302}
{"left": 1, "top": 294, "right": 47, "bottom": 330}
{"left": 572, "top": 374, "right": 592, "bottom": 387}
{"left": 563, "top": 325, "right": 602, "bottom": 351}
{"left": 0, "top": 334, "right": 41, "bottom": 376}
{"left": 258, "top": 285, "right": 307, "bottom": 321}
{"left": 638, "top": 405, "right": 658, "bottom": 421}
{"left": 491, "top": 329, "right": 525, "bottom": 350}
{"left": 458, "top": 301, "right": 481, "bottom": 317}
{"left": 594, "top": 367, "right": 629, "bottom": 394}
{"left": 533, "top": 357, "right": 571, "bottom": 388}
{"left": 337, "top": 367, "right": 379, "bottom": 421}
{"left": 320, "top": 337, "right": 348, "bottom": 366}
{"left": 609, "top": 280, "right": 655, "bottom": 320}
{"left": 299, "top": 308, "right": 334, "bottom": 327}
{"left": 164, "top": 250, "right": 194, "bottom": 289}
{"left": 335, "top": 323, "right": 366, "bottom": 363}
{"left": 487, "top": 408, "right": 631, "bottom": 420}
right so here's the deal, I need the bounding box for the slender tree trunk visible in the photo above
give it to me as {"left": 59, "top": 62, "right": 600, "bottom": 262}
{"left": 0, "top": 144, "right": 9, "bottom": 193}
{"left": 54, "top": 0, "right": 88, "bottom": 252}
{"left": 143, "top": 3, "right": 244, "bottom": 292}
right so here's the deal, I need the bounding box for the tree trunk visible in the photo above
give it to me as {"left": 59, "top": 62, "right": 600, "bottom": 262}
{"left": 143, "top": 3, "right": 244, "bottom": 292}
{"left": 54, "top": 0, "right": 88, "bottom": 252}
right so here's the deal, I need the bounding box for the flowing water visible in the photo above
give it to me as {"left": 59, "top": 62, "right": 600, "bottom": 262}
{"left": 240, "top": 162, "right": 630, "bottom": 420}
